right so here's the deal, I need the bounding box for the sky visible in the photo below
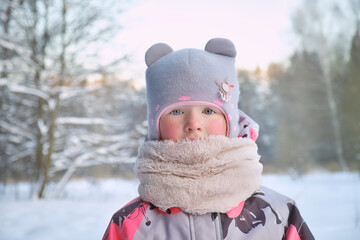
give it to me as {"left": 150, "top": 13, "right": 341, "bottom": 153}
{"left": 100, "top": 0, "right": 302, "bottom": 83}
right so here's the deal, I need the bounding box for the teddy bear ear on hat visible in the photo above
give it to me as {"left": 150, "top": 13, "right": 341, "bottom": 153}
{"left": 204, "top": 38, "right": 237, "bottom": 58}
{"left": 145, "top": 43, "right": 173, "bottom": 67}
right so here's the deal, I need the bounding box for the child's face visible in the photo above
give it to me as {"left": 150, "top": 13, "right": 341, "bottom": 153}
{"left": 159, "top": 105, "right": 227, "bottom": 142}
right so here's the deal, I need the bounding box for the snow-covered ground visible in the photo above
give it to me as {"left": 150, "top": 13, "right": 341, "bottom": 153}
{"left": 0, "top": 172, "right": 359, "bottom": 240}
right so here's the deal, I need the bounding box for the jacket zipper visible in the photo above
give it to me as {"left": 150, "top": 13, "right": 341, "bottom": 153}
{"left": 215, "top": 212, "right": 224, "bottom": 240}
{"left": 190, "top": 213, "right": 223, "bottom": 240}
{"left": 189, "top": 214, "right": 196, "bottom": 240}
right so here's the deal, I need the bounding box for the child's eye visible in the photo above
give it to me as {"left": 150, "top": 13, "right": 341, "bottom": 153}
{"left": 204, "top": 108, "right": 215, "bottom": 115}
{"left": 170, "top": 109, "right": 182, "bottom": 115}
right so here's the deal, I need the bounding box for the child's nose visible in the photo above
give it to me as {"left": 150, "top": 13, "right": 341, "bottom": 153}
{"left": 184, "top": 112, "right": 202, "bottom": 132}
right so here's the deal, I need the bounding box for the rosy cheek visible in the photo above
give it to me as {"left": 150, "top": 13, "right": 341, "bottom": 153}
{"left": 207, "top": 118, "right": 227, "bottom": 136}
{"left": 159, "top": 120, "right": 182, "bottom": 141}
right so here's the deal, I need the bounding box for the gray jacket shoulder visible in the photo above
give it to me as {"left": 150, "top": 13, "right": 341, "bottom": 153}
{"left": 257, "top": 185, "right": 295, "bottom": 220}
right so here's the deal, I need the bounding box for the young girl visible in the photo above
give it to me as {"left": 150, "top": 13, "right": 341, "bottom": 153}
{"left": 102, "top": 38, "right": 314, "bottom": 240}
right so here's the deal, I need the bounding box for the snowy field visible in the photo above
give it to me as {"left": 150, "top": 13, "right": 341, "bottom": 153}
{"left": 0, "top": 172, "right": 359, "bottom": 240}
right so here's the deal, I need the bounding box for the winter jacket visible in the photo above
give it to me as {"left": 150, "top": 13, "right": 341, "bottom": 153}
{"left": 102, "top": 185, "right": 314, "bottom": 240}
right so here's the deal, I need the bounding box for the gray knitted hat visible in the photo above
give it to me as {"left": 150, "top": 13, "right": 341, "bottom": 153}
{"left": 145, "top": 38, "right": 259, "bottom": 141}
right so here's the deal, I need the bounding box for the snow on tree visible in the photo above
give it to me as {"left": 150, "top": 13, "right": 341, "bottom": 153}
{"left": 0, "top": 0, "right": 145, "bottom": 198}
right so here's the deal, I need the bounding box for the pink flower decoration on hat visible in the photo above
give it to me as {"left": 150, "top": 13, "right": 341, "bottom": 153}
{"left": 216, "top": 77, "right": 234, "bottom": 102}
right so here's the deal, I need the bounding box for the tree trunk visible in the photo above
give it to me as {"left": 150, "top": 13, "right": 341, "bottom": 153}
{"left": 36, "top": 0, "right": 52, "bottom": 198}
{"left": 1, "top": 0, "right": 14, "bottom": 78}
{"left": 38, "top": 99, "right": 58, "bottom": 198}
{"left": 40, "top": 0, "right": 67, "bottom": 198}
{"left": 35, "top": 97, "right": 45, "bottom": 184}
{"left": 322, "top": 63, "right": 349, "bottom": 171}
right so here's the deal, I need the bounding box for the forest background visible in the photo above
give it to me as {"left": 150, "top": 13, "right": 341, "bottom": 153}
{"left": 0, "top": 0, "right": 359, "bottom": 199}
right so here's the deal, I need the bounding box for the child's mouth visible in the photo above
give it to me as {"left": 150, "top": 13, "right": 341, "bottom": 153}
{"left": 185, "top": 136, "right": 203, "bottom": 141}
